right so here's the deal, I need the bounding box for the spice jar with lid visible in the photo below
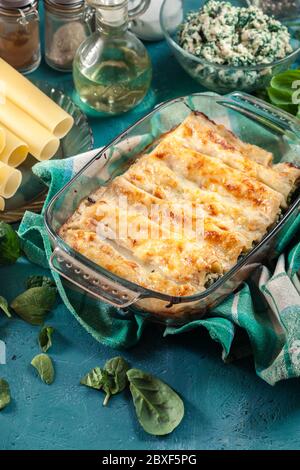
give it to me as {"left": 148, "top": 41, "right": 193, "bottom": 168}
{"left": 0, "top": 0, "right": 41, "bottom": 74}
{"left": 44, "top": 0, "right": 94, "bottom": 72}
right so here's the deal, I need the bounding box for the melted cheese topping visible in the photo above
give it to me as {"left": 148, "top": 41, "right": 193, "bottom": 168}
{"left": 60, "top": 111, "right": 300, "bottom": 299}
{"left": 61, "top": 229, "right": 197, "bottom": 297}
{"left": 151, "top": 139, "right": 284, "bottom": 215}
{"left": 171, "top": 113, "right": 297, "bottom": 202}
{"left": 198, "top": 113, "right": 273, "bottom": 167}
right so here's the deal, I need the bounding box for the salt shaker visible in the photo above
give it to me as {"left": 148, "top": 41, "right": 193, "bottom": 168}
{"left": 44, "top": 0, "right": 94, "bottom": 72}
{"left": 0, "top": 0, "right": 41, "bottom": 74}
{"left": 129, "top": 0, "right": 182, "bottom": 41}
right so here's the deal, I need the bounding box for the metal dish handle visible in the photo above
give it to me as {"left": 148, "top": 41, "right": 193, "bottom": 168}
{"left": 50, "top": 247, "right": 141, "bottom": 308}
{"left": 219, "top": 92, "right": 300, "bottom": 137}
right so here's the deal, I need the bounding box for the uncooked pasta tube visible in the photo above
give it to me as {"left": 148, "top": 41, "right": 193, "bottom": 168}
{"left": 0, "top": 161, "right": 22, "bottom": 198}
{"left": 0, "top": 127, "right": 28, "bottom": 167}
{"left": 0, "top": 196, "right": 4, "bottom": 211}
{"left": 0, "top": 127, "right": 5, "bottom": 154}
{"left": 0, "top": 58, "right": 74, "bottom": 138}
{"left": 0, "top": 98, "right": 60, "bottom": 161}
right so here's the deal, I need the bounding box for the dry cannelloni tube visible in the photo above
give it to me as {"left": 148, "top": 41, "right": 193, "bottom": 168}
{"left": 0, "top": 127, "right": 5, "bottom": 154}
{"left": 0, "top": 161, "right": 22, "bottom": 198}
{"left": 0, "top": 58, "right": 74, "bottom": 138}
{"left": 0, "top": 127, "right": 28, "bottom": 167}
{"left": 0, "top": 98, "right": 60, "bottom": 161}
{"left": 0, "top": 196, "right": 4, "bottom": 211}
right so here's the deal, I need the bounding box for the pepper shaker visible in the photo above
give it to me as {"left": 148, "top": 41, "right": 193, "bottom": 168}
{"left": 0, "top": 0, "right": 41, "bottom": 74}
{"left": 44, "top": 0, "right": 94, "bottom": 72}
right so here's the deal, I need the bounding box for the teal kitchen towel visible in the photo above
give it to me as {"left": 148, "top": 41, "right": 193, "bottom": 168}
{"left": 18, "top": 122, "right": 300, "bottom": 387}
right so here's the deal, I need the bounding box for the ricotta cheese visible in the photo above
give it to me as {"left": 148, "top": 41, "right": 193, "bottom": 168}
{"left": 179, "top": 1, "right": 292, "bottom": 66}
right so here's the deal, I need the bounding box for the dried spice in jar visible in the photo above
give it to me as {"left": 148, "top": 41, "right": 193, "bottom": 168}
{"left": 0, "top": 0, "right": 40, "bottom": 74}
{"left": 44, "top": 0, "right": 94, "bottom": 72}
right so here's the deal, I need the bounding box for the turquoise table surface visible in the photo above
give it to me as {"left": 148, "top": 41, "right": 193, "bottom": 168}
{"left": 1, "top": 36, "right": 300, "bottom": 451}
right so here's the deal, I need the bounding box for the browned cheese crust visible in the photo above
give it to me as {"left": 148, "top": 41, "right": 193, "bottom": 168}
{"left": 59, "top": 112, "right": 300, "bottom": 301}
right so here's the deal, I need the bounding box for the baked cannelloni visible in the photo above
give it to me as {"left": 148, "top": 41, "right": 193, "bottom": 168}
{"left": 60, "top": 112, "right": 300, "bottom": 299}
{"left": 168, "top": 113, "right": 299, "bottom": 202}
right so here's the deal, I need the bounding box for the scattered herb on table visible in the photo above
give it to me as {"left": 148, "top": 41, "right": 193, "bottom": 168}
{"left": 0, "top": 296, "right": 11, "bottom": 318}
{"left": 81, "top": 367, "right": 108, "bottom": 390}
{"left": 81, "top": 357, "right": 184, "bottom": 435}
{"left": 0, "top": 222, "right": 21, "bottom": 266}
{"left": 31, "top": 353, "right": 55, "bottom": 385}
{"left": 80, "top": 356, "right": 130, "bottom": 406}
{"left": 81, "top": 367, "right": 115, "bottom": 406}
{"left": 0, "top": 378, "right": 11, "bottom": 410}
{"left": 26, "top": 276, "right": 56, "bottom": 289}
{"left": 38, "top": 326, "right": 54, "bottom": 353}
{"left": 127, "top": 368, "right": 184, "bottom": 436}
{"left": 104, "top": 356, "right": 130, "bottom": 395}
{"left": 11, "top": 285, "right": 57, "bottom": 326}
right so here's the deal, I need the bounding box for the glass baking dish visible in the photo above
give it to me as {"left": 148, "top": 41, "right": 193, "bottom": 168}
{"left": 45, "top": 92, "right": 300, "bottom": 325}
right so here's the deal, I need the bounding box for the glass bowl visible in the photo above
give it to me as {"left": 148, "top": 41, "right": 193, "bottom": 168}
{"left": 160, "top": 0, "right": 300, "bottom": 94}
{"left": 0, "top": 82, "right": 94, "bottom": 224}
{"left": 247, "top": 0, "right": 300, "bottom": 20}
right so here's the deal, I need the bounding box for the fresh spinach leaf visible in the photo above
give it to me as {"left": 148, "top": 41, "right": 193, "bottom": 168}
{"left": 0, "top": 378, "right": 11, "bottom": 410}
{"left": 26, "top": 276, "right": 56, "bottom": 289}
{"left": 104, "top": 356, "right": 130, "bottom": 394}
{"left": 81, "top": 357, "right": 130, "bottom": 406}
{"left": 270, "top": 69, "right": 300, "bottom": 94}
{"left": 31, "top": 354, "right": 55, "bottom": 385}
{"left": 0, "top": 222, "right": 21, "bottom": 266}
{"left": 0, "top": 296, "right": 11, "bottom": 318}
{"left": 267, "top": 86, "right": 296, "bottom": 105}
{"left": 38, "top": 326, "right": 54, "bottom": 352}
{"left": 80, "top": 367, "right": 114, "bottom": 406}
{"left": 11, "top": 286, "right": 57, "bottom": 325}
{"left": 98, "top": 374, "right": 113, "bottom": 407}
{"left": 267, "top": 88, "right": 299, "bottom": 114}
{"left": 80, "top": 367, "right": 110, "bottom": 390}
{"left": 267, "top": 69, "right": 300, "bottom": 117}
{"left": 127, "top": 368, "right": 184, "bottom": 436}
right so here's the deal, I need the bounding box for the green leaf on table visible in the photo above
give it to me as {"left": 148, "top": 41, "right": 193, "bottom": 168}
{"left": 0, "top": 296, "right": 11, "bottom": 318}
{"left": 11, "top": 286, "right": 57, "bottom": 325}
{"left": 31, "top": 354, "right": 55, "bottom": 385}
{"left": 104, "top": 356, "right": 130, "bottom": 395}
{"left": 38, "top": 326, "right": 54, "bottom": 352}
{"left": 26, "top": 276, "right": 56, "bottom": 289}
{"left": 0, "top": 378, "right": 11, "bottom": 410}
{"left": 80, "top": 367, "right": 115, "bottom": 406}
{"left": 265, "top": 69, "right": 300, "bottom": 118}
{"left": 80, "top": 367, "right": 108, "bottom": 390}
{"left": 267, "top": 86, "right": 296, "bottom": 105}
{"left": 270, "top": 69, "right": 300, "bottom": 94}
{"left": 127, "top": 368, "right": 184, "bottom": 436}
{"left": 267, "top": 87, "right": 299, "bottom": 115}
{"left": 0, "top": 222, "right": 21, "bottom": 266}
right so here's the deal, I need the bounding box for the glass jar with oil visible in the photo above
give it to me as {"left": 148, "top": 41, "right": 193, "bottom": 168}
{"left": 73, "top": 0, "right": 152, "bottom": 116}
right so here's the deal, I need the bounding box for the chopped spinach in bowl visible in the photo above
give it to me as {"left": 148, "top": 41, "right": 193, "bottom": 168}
{"left": 179, "top": 1, "right": 292, "bottom": 67}
{"left": 176, "top": 1, "right": 295, "bottom": 93}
